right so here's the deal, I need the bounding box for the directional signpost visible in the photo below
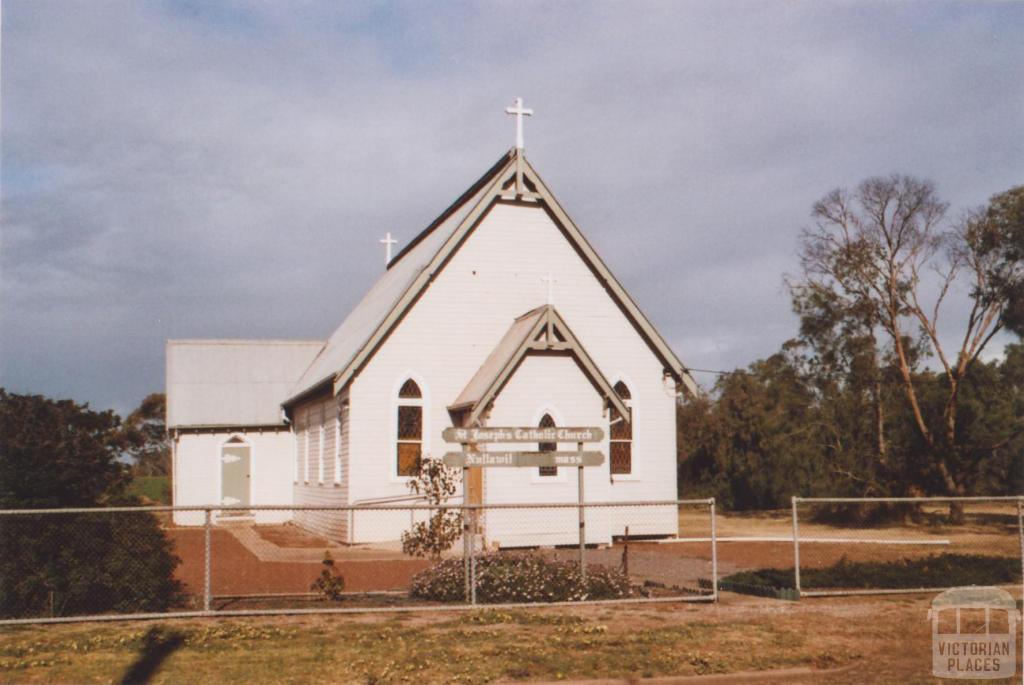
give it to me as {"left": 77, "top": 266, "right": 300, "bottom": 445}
{"left": 444, "top": 424, "right": 605, "bottom": 595}
{"left": 442, "top": 451, "right": 604, "bottom": 468}
{"left": 442, "top": 426, "right": 604, "bottom": 444}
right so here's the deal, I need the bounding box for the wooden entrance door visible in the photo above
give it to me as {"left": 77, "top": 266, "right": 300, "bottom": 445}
{"left": 221, "top": 440, "right": 251, "bottom": 513}
{"left": 467, "top": 467, "right": 483, "bottom": 505}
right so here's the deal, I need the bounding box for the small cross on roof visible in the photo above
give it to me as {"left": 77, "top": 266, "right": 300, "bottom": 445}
{"left": 379, "top": 232, "right": 398, "bottom": 266}
{"left": 505, "top": 97, "right": 533, "bottom": 150}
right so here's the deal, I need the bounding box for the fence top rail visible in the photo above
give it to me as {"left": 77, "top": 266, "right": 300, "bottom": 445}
{"left": 0, "top": 498, "right": 713, "bottom": 515}
{"left": 794, "top": 495, "right": 1023, "bottom": 504}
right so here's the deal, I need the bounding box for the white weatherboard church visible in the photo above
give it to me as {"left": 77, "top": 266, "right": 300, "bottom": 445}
{"left": 167, "top": 101, "right": 697, "bottom": 547}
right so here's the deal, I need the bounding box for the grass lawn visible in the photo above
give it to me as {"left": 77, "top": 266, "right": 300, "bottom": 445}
{"left": 0, "top": 592, "right": 1000, "bottom": 684}
{"left": 125, "top": 476, "right": 170, "bottom": 505}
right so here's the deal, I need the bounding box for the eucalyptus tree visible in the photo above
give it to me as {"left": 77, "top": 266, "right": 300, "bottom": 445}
{"left": 792, "top": 178, "right": 1023, "bottom": 503}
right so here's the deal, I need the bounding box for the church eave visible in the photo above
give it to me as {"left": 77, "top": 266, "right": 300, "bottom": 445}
{"left": 327, "top": 167, "right": 519, "bottom": 397}
{"left": 450, "top": 305, "right": 632, "bottom": 428}
{"left": 281, "top": 376, "right": 334, "bottom": 412}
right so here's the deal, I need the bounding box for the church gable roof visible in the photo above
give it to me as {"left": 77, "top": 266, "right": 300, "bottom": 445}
{"left": 168, "top": 339, "right": 323, "bottom": 428}
{"left": 286, "top": 151, "right": 515, "bottom": 404}
{"left": 284, "top": 149, "right": 696, "bottom": 407}
{"left": 451, "top": 305, "right": 631, "bottom": 427}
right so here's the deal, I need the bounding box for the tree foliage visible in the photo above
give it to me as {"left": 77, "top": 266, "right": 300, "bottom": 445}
{"left": 0, "top": 389, "right": 183, "bottom": 618}
{"left": 679, "top": 181, "right": 1024, "bottom": 509}
{"left": 122, "top": 393, "right": 170, "bottom": 477}
{"left": 0, "top": 389, "right": 129, "bottom": 508}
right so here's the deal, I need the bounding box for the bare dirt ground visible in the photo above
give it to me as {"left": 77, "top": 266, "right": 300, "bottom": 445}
{"left": 670, "top": 505, "right": 1020, "bottom": 571}
{"left": 167, "top": 528, "right": 430, "bottom": 599}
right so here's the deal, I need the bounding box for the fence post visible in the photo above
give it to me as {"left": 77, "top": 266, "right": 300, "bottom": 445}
{"left": 710, "top": 498, "right": 718, "bottom": 602}
{"left": 1017, "top": 497, "right": 1023, "bottom": 685}
{"left": 791, "top": 496, "right": 801, "bottom": 598}
{"left": 578, "top": 455, "right": 586, "bottom": 583}
{"left": 203, "top": 507, "right": 212, "bottom": 612}
{"left": 470, "top": 508, "right": 478, "bottom": 605}
{"left": 463, "top": 467, "right": 470, "bottom": 603}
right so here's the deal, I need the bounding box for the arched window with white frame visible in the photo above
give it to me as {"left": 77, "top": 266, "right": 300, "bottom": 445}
{"left": 537, "top": 413, "right": 558, "bottom": 477}
{"left": 610, "top": 381, "right": 632, "bottom": 475}
{"left": 396, "top": 379, "right": 423, "bottom": 477}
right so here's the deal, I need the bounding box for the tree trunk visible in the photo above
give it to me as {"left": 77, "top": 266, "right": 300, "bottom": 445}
{"left": 873, "top": 372, "right": 886, "bottom": 462}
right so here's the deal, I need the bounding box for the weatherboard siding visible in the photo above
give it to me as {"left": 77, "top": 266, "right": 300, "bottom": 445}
{"left": 345, "top": 200, "right": 678, "bottom": 543}
{"left": 292, "top": 396, "right": 349, "bottom": 541}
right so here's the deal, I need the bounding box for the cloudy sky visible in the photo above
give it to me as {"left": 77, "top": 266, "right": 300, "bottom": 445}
{"left": 2, "top": 1, "right": 1022, "bottom": 415}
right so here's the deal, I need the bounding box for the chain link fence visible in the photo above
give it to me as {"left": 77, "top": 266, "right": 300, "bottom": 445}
{"left": 10, "top": 494, "right": 1013, "bottom": 623}
{"left": 0, "top": 499, "right": 717, "bottom": 624}
{"left": 792, "top": 497, "right": 1024, "bottom": 598}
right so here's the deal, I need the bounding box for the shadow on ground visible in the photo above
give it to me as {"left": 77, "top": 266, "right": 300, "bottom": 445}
{"left": 118, "top": 627, "right": 186, "bottom": 685}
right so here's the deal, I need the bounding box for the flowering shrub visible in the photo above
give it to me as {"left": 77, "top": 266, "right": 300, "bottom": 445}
{"left": 410, "top": 553, "right": 631, "bottom": 603}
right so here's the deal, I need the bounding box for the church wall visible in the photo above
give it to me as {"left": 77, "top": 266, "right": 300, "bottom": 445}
{"left": 345, "top": 200, "right": 679, "bottom": 543}
{"left": 171, "top": 429, "right": 294, "bottom": 526}
{"left": 479, "top": 354, "right": 611, "bottom": 546}
{"left": 291, "top": 392, "right": 349, "bottom": 542}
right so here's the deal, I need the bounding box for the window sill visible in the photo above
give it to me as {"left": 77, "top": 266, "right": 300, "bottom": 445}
{"left": 530, "top": 472, "right": 569, "bottom": 484}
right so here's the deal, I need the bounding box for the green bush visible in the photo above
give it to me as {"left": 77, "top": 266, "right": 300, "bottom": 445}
{"left": 720, "top": 553, "right": 1019, "bottom": 591}
{"left": 0, "top": 512, "right": 184, "bottom": 618}
{"left": 410, "top": 553, "right": 631, "bottom": 603}
{"left": 0, "top": 390, "right": 184, "bottom": 619}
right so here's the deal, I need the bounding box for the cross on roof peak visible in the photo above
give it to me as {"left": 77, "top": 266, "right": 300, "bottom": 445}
{"left": 379, "top": 232, "right": 398, "bottom": 267}
{"left": 505, "top": 97, "right": 533, "bottom": 151}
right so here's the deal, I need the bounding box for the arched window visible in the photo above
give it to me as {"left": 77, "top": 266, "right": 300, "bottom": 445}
{"left": 610, "top": 381, "right": 632, "bottom": 475}
{"left": 538, "top": 413, "right": 557, "bottom": 477}
{"left": 396, "top": 379, "right": 423, "bottom": 476}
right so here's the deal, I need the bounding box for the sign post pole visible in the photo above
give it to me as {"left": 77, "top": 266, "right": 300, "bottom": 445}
{"left": 577, "top": 441, "right": 586, "bottom": 582}
{"left": 462, "top": 465, "right": 470, "bottom": 603}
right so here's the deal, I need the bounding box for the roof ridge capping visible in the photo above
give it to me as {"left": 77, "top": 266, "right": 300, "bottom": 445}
{"left": 167, "top": 339, "right": 325, "bottom": 345}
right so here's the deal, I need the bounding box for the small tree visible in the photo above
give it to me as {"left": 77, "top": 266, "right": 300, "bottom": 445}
{"left": 310, "top": 551, "right": 346, "bottom": 600}
{"left": 400, "top": 457, "right": 463, "bottom": 560}
{"left": 121, "top": 393, "right": 170, "bottom": 477}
